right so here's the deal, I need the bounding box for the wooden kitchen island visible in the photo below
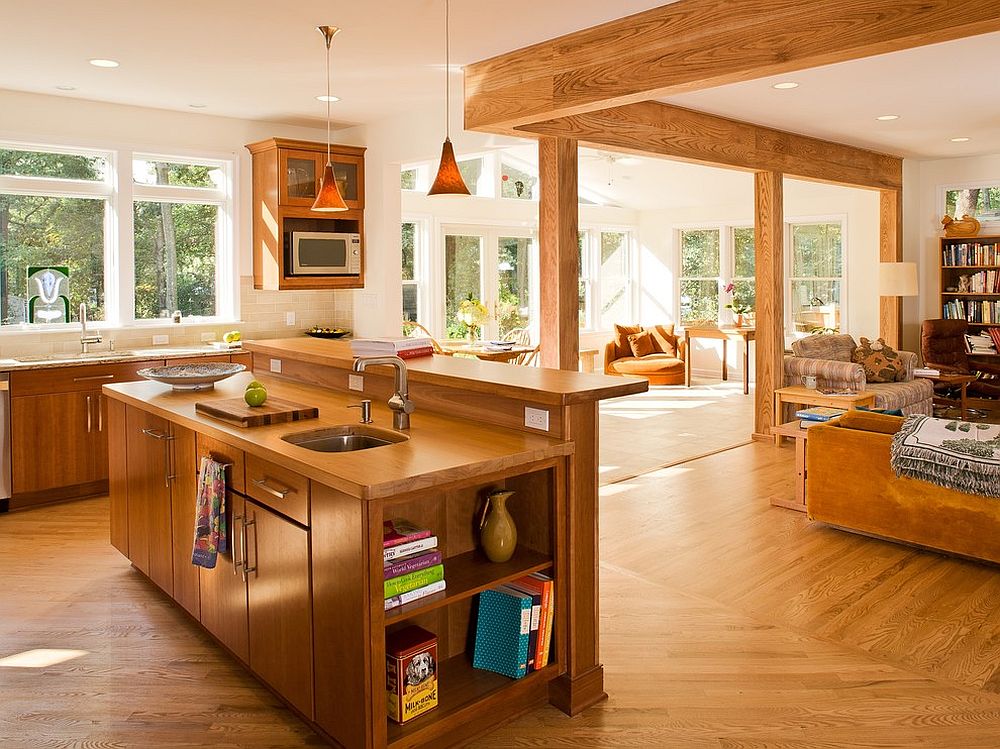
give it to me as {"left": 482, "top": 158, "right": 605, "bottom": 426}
{"left": 103, "top": 340, "right": 645, "bottom": 749}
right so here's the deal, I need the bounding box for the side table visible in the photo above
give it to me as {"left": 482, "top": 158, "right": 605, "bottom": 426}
{"left": 772, "top": 385, "right": 876, "bottom": 445}
{"left": 916, "top": 372, "right": 977, "bottom": 420}
{"left": 769, "top": 420, "right": 814, "bottom": 512}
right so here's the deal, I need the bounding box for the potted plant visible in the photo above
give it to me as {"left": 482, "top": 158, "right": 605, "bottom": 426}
{"left": 724, "top": 283, "right": 754, "bottom": 327}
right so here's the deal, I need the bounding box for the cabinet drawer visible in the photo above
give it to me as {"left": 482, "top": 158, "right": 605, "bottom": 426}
{"left": 196, "top": 434, "right": 246, "bottom": 494}
{"left": 246, "top": 454, "right": 309, "bottom": 525}
{"left": 10, "top": 361, "right": 159, "bottom": 396}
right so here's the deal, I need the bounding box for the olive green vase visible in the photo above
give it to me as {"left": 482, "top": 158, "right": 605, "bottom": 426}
{"left": 480, "top": 490, "right": 517, "bottom": 563}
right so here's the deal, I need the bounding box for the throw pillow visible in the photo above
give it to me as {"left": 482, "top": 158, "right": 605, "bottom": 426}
{"left": 614, "top": 323, "right": 641, "bottom": 355}
{"left": 852, "top": 337, "right": 903, "bottom": 383}
{"left": 628, "top": 330, "right": 656, "bottom": 358}
{"left": 646, "top": 324, "right": 678, "bottom": 357}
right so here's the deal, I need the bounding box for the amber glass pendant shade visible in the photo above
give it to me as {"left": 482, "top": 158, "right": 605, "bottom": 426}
{"left": 312, "top": 163, "right": 348, "bottom": 211}
{"left": 428, "top": 138, "right": 471, "bottom": 196}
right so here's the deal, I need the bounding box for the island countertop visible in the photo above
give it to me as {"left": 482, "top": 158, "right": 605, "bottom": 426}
{"left": 103, "top": 371, "right": 573, "bottom": 500}
{"left": 244, "top": 337, "right": 647, "bottom": 406}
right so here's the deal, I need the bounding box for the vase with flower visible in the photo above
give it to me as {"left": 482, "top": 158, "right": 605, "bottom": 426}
{"left": 457, "top": 294, "right": 490, "bottom": 342}
{"left": 724, "top": 282, "right": 753, "bottom": 327}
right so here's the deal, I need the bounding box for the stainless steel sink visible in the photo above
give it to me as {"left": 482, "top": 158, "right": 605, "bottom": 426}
{"left": 15, "top": 350, "right": 134, "bottom": 363}
{"left": 281, "top": 425, "right": 409, "bottom": 453}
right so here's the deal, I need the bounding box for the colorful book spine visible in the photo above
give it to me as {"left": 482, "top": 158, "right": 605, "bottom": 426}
{"left": 384, "top": 579, "right": 447, "bottom": 611}
{"left": 383, "top": 536, "right": 438, "bottom": 563}
{"left": 506, "top": 581, "right": 541, "bottom": 671}
{"left": 472, "top": 587, "right": 532, "bottom": 679}
{"left": 383, "top": 518, "right": 432, "bottom": 548}
{"left": 396, "top": 346, "right": 434, "bottom": 360}
{"left": 530, "top": 572, "right": 555, "bottom": 670}
{"left": 383, "top": 550, "right": 443, "bottom": 580}
{"left": 384, "top": 564, "right": 445, "bottom": 599}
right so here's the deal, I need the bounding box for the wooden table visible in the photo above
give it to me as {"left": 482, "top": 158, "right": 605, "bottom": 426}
{"left": 769, "top": 420, "right": 816, "bottom": 512}
{"left": 440, "top": 341, "right": 535, "bottom": 362}
{"left": 579, "top": 348, "right": 599, "bottom": 373}
{"left": 683, "top": 326, "right": 755, "bottom": 394}
{"left": 917, "top": 372, "right": 977, "bottom": 420}
{"left": 772, "top": 385, "right": 876, "bottom": 445}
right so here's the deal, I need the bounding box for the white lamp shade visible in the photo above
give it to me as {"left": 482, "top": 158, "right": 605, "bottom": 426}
{"left": 878, "top": 262, "right": 918, "bottom": 296}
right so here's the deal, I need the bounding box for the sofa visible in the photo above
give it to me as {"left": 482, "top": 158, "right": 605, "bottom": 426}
{"left": 784, "top": 333, "right": 932, "bottom": 416}
{"left": 806, "top": 410, "right": 1000, "bottom": 564}
{"left": 604, "top": 324, "right": 687, "bottom": 385}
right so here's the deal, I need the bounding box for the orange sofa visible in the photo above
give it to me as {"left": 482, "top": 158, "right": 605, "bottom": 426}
{"left": 604, "top": 324, "right": 687, "bottom": 385}
{"left": 806, "top": 410, "right": 1000, "bottom": 564}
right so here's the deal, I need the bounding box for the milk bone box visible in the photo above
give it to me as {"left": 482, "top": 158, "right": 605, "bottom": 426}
{"left": 386, "top": 625, "right": 438, "bottom": 724}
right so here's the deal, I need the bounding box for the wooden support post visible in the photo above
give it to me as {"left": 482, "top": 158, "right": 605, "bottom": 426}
{"left": 879, "top": 189, "right": 904, "bottom": 349}
{"left": 538, "top": 137, "right": 580, "bottom": 370}
{"left": 754, "top": 171, "right": 784, "bottom": 439}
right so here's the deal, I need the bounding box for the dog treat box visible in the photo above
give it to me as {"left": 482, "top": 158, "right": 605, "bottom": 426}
{"left": 386, "top": 625, "right": 438, "bottom": 724}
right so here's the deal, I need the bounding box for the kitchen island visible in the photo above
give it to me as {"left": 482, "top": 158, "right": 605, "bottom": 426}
{"left": 103, "top": 345, "right": 645, "bottom": 748}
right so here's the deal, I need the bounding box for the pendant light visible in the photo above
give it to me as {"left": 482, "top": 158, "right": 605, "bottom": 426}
{"left": 428, "top": 0, "right": 470, "bottom": 196}
{"left": 312, "top": 25, "right": 349, "bottom": 212}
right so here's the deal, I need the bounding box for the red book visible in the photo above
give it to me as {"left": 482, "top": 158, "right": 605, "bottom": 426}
{"left": 397, "top": 346, "right": 434, "bottom": 359}
{"left": 514, "top": 574, "right": 551, "bottom": 671}
{"left": 383, "top": 518, "right": 432, "bottom": 548}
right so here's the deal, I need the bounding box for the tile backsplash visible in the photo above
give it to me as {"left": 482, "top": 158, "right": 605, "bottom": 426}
{"left": 0, "top": 276, "right": 354, "bottom": 358}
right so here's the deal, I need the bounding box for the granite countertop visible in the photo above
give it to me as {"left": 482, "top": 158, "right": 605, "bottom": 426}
{"left": 0, "top": 345, "right": 244, "bottom": 372}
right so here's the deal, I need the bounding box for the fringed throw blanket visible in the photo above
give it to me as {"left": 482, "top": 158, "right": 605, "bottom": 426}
{"left": 890, "top": 414, "right": 1000, "bottom": 498}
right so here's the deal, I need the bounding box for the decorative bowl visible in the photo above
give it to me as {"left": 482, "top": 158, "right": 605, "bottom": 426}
{"left": 306, "top": 328, "right": 350, "bottom": 339}
{"left": 137, "top": 362, "right": 246, "bottom": 391}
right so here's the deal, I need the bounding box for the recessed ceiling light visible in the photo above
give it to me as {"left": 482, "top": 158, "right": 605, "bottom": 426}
{"left": 55, "top": 85, "right": 76, "bottom": 91}
{"left": 772, "top": 81, "right": 799, "bottom": 90}
{"left": 188, "top": 103, "right": 207, "bottom": 109}
{"left": 875, "top": 114, "right": 900, "bottom": 121}
{"left": 316, "top": 95, "right": 340, "bottom": 103}
{"left": 950, "top": 137, "right": 971, "bottom": 143}
{"left": 88, "top": 58, "right": 119, "bottom": 68}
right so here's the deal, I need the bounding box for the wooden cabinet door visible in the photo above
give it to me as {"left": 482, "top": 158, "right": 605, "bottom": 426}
{"left": 246, "top": 501, "right": 313, "bottom": 718}
{"left": 169, "top": 425, "right": 200, "bottom": 618}
{"left": 11, "top": 390, "right": 102, "bottom": 494}
{"left": 200, "top": 491, "right": 249, "bottom": 663}
{"left": 124, "top": 406, "right": 173, "bottom": 595}
{"left": 331, "top": 154, "right": 364, "bottom": 210}
{"left": 278, "top": 149, "right": 324, "bottom": 207}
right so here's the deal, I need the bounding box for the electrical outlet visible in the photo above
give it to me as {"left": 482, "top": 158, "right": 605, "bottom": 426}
{"left": 285, "top": 311, "right": 296, "bottom": 326}
{"left": 524, "top": 406, "right": 550, "bottom": 432}
{"left": 348, "top": 374, "right": 364, "bottom": 392}
{"left": 200, "top": 332, "right": 216, "bottom": 342}
{"left": 270, "top": 358, "right": 282, "bottom": 374}
{"left": 152, "top": 334, "right": 169, "bottom": 345}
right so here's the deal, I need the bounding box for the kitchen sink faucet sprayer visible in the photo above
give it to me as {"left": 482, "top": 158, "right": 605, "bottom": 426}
{"left": 351, "top": 356, "right": 415, "bottom": 430}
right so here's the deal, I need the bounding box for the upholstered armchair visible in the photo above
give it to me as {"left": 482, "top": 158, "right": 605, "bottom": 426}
{"left": 605, "top": 324, "right": 687, "bottom": 385}
{"left": 920, "top": 319, "right": 1000, "bottom": 399}
{"left": 783, "top": 333, "right": 933, "bottom": 416}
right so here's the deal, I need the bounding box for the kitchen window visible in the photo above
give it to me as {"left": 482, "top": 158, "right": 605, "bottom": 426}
{"left": 0, "top": 142, "right": 235, "bottom": 330}
{"left": 401, "top": 220, "right": 422, "bottom": 323}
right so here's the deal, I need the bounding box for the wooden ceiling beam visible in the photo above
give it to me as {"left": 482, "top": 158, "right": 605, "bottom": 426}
{"left": 516, "top": 100, "right": 902, "bottom": 190}
{"left": 464, "top": 0, "right": 1000, "bottom": 131}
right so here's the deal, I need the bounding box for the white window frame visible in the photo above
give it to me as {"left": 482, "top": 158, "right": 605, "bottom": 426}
{"left": 784, "top": 215, "right": 848, "bottom": 338}
{"left": 938, "top": 180, "right": 1000, "bottom": 231}
{"left": 401, "top": 216, "right": 429, "bottom": 325}
{"left": 676, "top": 225, "right": 724, "bottom": 327}
{"left": 498, "top": 152, "right": 539, "bottom": 203}
{"left": 577, "top": 225, "right": 637, "bottom": 333}
{"left": 0, "top": 139, "right": 237, "bottom": 333}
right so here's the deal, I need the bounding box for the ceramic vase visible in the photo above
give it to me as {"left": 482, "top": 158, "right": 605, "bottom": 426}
{"left": 735, "top": 313, "right": 745, "bottom": 327}
{"left": 480, "top": 490, "right": 517, "bottom": 563}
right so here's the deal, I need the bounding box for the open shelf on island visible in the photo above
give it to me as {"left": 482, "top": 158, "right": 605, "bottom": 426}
{"left": 385, "top": 546, "right": 552, "bottom": 624}
{"left": 386, "top": 654, "right": 559, "bottom": 748}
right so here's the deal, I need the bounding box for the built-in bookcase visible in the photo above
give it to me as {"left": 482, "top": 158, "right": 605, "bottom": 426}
{"left": 940, "top": 235, "right": 1000, "bottom": 358}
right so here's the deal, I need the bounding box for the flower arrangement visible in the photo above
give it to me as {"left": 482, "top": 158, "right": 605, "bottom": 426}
{"left": 457, "top": 294, "right": 489, "bottom": 341}
{"left": 723, "top": 282, "right": 753, "bottom": 316}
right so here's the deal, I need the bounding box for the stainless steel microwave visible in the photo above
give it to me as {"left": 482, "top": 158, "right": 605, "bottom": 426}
{"left": 289, "top": 232, "right": 361, "bottom": 275}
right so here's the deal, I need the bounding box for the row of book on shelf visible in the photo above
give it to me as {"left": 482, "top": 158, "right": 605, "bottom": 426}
{"left": 382, "top": 518, "right": 555, "bottom": 725}
{"left": 353, "top": 337, "right": 434, "bottom": 360}
{"left": 967, "top": 332, "right": 1000, "bottom": 355}
{"left": 942, "top": 241, "right": 999, "bottom": 267}
{"left": 950, "top": 269, "right": 1000, "bottom": 294}
{"left": 942, "top": 299, "right": 1000, "bottom": 325}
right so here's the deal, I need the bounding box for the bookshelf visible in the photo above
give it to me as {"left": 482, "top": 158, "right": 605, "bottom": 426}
{"left": 940, "top": 235, "right": 1000, "bottom": 331}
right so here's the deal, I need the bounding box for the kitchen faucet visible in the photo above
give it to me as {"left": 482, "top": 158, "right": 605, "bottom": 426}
{"left": 351, "top": 355, "right": 415, "bottom": 430}
{"left": 79, "top": 303, "right": 102, "bottom": 353}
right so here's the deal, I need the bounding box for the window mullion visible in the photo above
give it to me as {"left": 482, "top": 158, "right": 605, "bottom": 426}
{"left": 117, "top": 149, "right": 135, "bottom": 327}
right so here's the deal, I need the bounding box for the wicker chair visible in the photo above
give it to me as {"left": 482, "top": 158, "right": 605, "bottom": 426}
{"left": 401, "top": 320, "right": 447, "bottom": 354}
{"left": 502, "top": 327, "right": 539, "bottom": 366}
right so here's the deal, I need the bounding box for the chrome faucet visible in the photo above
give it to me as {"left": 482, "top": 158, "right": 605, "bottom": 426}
{"left": 79, "top": 303, "right": 102, "bottom": 353}
{"left": 352, "top": 356, "right": 415, "bottom": 430}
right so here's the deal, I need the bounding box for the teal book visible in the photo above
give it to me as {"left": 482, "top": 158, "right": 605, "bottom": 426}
{"left": 383, "top": 564, "right": 445, "bottom": 599}
{"left": 472, "top": 586, "right": 533, "bottom": 680}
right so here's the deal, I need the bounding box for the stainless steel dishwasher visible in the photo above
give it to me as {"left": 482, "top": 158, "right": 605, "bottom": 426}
{"left": 0, "top": 373, "right": 9, "bottom": 508}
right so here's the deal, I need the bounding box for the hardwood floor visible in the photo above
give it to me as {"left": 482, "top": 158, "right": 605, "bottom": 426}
{"left": 4, "top": 444, "right": 1000, "bottom": 747}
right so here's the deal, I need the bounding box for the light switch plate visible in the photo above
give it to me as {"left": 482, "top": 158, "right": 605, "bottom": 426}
{"left": 270, "top": 358, "right": 282, "bottom": 373}
{"left": 285, "top": 311, "right": 296, "bottom": 326}
{"left": 524, "top": 406, "right": 550, "bottom": 432}
{"left": 152, "top": 334, "right": 169, "bottom": 345}
{"left": 348, "top": 374, "right": 364, "bottom": 392}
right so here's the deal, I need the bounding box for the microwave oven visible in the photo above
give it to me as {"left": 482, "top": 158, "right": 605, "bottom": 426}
{"left": 288, "top": 232, "right": 361, "bottom": 275}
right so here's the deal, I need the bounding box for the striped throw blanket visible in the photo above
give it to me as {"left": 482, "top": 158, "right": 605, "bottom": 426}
{"left": 890, "top": 415, "right": 1000, "bottom": 498}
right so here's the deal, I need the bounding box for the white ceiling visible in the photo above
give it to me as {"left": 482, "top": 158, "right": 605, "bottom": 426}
{"left": 0, "top": 0, "right": 668, "bottom": 127}
{"left": 663, "top": 32, "right": 1000, "bottom": 160}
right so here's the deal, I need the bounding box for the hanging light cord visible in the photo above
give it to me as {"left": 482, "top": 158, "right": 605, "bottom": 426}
{"left": 325, "top": 32, "right": 332, "bottom": 166}
{"left": 445, "top": 0, "right": 450, "bottom": 140}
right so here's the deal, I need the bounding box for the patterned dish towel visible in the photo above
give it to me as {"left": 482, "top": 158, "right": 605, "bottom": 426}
{"left": 191, "top": 456, "right": 228, "bottom": 568}
{"left": 890, "top": 414, "right": 1000, "bottom": 498}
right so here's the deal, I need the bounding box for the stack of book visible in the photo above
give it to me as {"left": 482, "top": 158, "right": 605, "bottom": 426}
{"left": 471, "top": 573, "right": 554, "bottom": 680}
{"left": 351, "top": 337, "right": 434, "bottom": 359}
{"left": 796, "top": 406, "right": 846, "bottom": 429}
{"left": 987, "top": 329, "right": 1000, "bottom": 352}
{"left": 965, "top": 333, "right": 999, "bottom": 355}
{"left": 383, "top": 519, "right": 445, "bottom": 611}
{"left": 942, "top": 241, "right": 999, "bottom": 266}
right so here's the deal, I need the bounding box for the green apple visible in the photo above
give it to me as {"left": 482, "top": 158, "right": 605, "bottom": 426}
{"left": 244, "top": 386, "right": 267, "bottom": 407}
{"left": 223, "top": 330, "right": 242, "bottom": 343}
{"left": 246, "top": 380, "right": 264, "bottom": 390}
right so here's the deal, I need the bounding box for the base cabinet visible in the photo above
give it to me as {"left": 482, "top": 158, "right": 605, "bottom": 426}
{"left": 199, "top": 491, "right": 250, "bottom": 663}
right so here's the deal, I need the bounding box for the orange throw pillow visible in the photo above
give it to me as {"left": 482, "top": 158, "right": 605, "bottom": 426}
{"left": 614, "top": 323, "right": 641, "bottom": 354}
{"left": 627, "top": 330, "right": 655, "bottom": 357}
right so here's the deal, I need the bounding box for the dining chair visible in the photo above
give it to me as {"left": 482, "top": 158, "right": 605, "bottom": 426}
{"left": 401, "top": 319, "right": 447, "bottom": 355}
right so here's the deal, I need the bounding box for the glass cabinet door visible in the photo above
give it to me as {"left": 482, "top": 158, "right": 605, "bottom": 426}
{"left": 279, "top": 150, "right": 322, "bottom": 207}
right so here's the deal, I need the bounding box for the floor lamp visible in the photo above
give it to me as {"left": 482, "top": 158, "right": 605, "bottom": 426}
{"left": 878, "top": 262, "right": 918, "bottom": 349}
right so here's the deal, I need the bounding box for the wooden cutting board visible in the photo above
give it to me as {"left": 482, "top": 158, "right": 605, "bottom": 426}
{"left": 195, "top": 397, "right": 319, "bottom": 427}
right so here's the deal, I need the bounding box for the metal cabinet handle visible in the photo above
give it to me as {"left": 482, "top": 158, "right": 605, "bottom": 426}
{"left": 232, "top": 512, "right": 244, "bottom": 577}
{"left": 73, "top": 374, "right": 115, "bottom": 382}
{"left": 141, "top": 428, "right": 175, "bottom": 486}
{"left": 141, "top": 428, "right": 175, "bottom": 441}
{"left": 252, "top": 477, "right": 292, "bottom": 499}
{"left": 97, "top": 395, "right": 103, "bottom": 432}
{"left": 243, "top": 512, "right": 257, "bottom": 578}
{"left": 86, "top": 395, "right": 93, "bottom": 433}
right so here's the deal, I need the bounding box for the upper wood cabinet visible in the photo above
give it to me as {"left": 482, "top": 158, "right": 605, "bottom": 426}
{"left": 246, "top": 137, "right": 366, "bottom": 291}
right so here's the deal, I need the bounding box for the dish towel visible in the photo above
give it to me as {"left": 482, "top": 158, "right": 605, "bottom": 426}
{"left": 191, "top": 456, "right": 228, "bottom": 569}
